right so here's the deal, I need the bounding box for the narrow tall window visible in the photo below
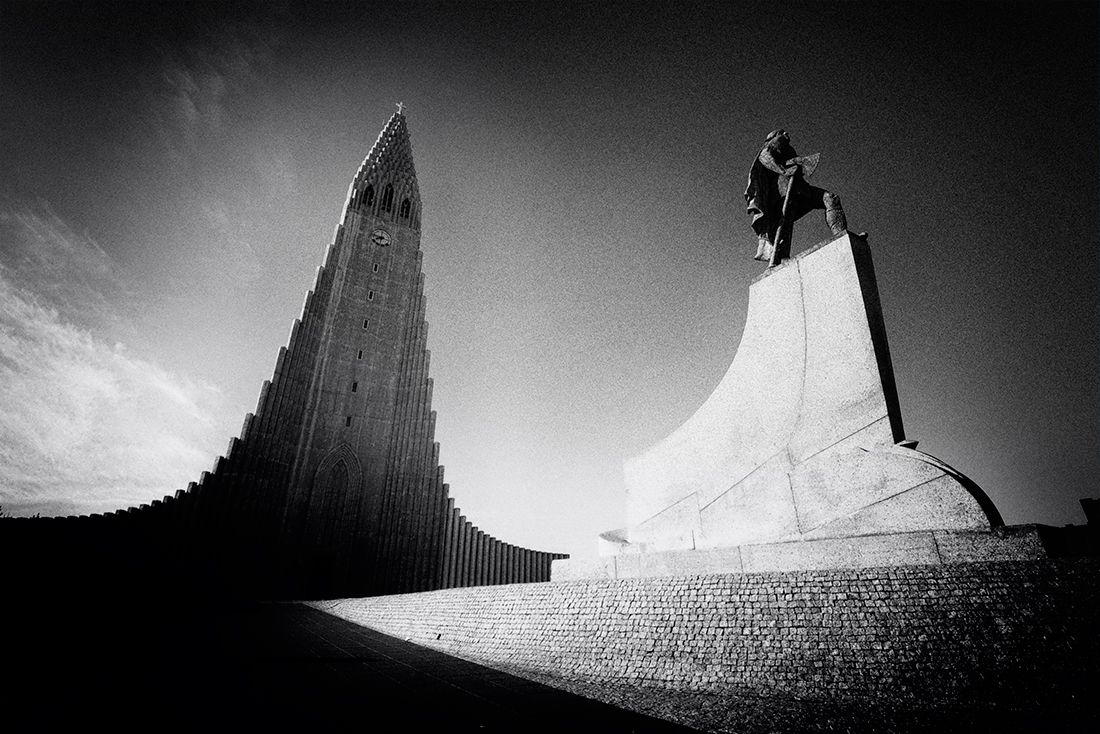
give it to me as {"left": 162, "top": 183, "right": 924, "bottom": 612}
{"left": 363, "top": 185, "right": 375, "bottom": 208}
{"left": 368, "top": 290, "right": 374, "bottom": 300}
{"left": 357, "top": 349, "right": 363, "bottom": 359}
{"left": 400, "top": 198, "right": 410, "bottom": 219}
{"left": 372, "top": 263, "right": 379, "bottom": 273}
{"left": 351, "top": 381, "right": 358, "bottom": 392}
{"left": 381, "top": 183, "right": 394, "bottom": 212}
{"left": 363, "top": 319, "right": 369, "bottom": 329}
{"left": 345, "top": 416, "right": 352, "bottom": 427}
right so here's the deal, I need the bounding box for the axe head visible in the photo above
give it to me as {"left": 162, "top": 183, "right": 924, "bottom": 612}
{"left": 797, "top": 152, "right": 821, "bottom": 178}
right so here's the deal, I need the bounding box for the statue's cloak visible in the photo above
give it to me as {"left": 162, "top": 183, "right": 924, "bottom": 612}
{"left": 744, "top": 144, "right": 797, "bottom": 240}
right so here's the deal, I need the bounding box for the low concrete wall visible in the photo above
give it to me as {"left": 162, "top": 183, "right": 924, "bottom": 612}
{"left": 553, "top": 526, "right": 1048, "bottom": 581}
{"left": 314, "top": 559, "right": 1098, "bottom": 711}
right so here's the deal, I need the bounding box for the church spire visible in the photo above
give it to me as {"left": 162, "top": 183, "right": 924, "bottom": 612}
{"left": 344, "top": 111, "right": 420, "bottom": 230}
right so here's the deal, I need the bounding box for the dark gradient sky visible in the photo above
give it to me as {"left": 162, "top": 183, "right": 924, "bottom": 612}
{"left": 1, "top": 1, "right": 1096, "bottom": 559}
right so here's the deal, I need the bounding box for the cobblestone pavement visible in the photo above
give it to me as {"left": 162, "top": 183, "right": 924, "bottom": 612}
{"left": 315, "top": 561, "right": 1100, "bottom": 733}
{"left": 500, "top": 673, "right": 1095, "bottom": 734}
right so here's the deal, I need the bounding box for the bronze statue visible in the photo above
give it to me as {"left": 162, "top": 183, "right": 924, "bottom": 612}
{"left": 744, "top": 129, "right": 854, "bottom": 266}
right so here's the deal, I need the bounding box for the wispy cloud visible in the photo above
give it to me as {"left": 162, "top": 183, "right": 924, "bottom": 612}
{"left": 0, "top": 201, "right": 229, "bottom": 516}
{"left": 128, "top": 23, "right": 291, "bottom": 285}
{"left": 0, "top": 200, "right": 126, "bottom": 330}
{"left": 140, "top": 25, "right": 279, "bottom": 160}
{"left": 198, "top": 198, "right": 266, "bottom": 283}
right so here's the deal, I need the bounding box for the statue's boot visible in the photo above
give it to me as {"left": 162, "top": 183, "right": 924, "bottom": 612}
{"left": 824, "top": 193, "right": 866, "bottom": 238}
{"left": 754, "top": 235, "right": 773, "bottom": 262}
{"left": 824, "top": 192, "right": 848, "bottom": 236}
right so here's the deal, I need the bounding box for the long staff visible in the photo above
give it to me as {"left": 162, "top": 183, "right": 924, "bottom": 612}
{"left": 769, "top": 167, "right": 798, "bottom": 267}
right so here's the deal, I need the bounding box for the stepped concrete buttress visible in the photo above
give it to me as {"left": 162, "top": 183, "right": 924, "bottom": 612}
{"left": 4, "top": 111, "right": 567, "bottom": 600}
{"left": 555, "top": 233, "right": 1011, "bottom": 581}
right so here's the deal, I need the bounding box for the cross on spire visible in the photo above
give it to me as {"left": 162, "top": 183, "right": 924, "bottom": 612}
{"left": 396, "top": 102, "right": 405, "bottom": 115}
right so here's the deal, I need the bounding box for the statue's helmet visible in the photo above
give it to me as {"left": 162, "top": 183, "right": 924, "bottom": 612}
{"left": 765, "top": 128, "right": 788, "bottom": 141}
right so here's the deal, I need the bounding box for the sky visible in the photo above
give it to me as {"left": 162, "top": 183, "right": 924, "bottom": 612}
{"left": 1, "top": 1, "right": 1097, "bottom": 561}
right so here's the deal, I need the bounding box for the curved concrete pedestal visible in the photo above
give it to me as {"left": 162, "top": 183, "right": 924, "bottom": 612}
{"left": 556, "top": 233, "right": 1002, "bottom": 580}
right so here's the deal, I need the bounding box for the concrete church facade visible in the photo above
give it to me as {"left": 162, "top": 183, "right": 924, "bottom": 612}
{"left": 3, "top": 112, "right": 566, "bottom": 599}
{"left": 247, "top": 110, "right": 567, "bottom": 596}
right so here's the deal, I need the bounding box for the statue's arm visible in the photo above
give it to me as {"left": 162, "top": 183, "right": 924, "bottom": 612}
{"left": 759, "top": 147, "right": 800, "bottom": 177}
{"left": 758, "top": 147, "right": 789, "bottom": 175}
{"left": 783, "top": 152, "right": 819, "bottom": 178}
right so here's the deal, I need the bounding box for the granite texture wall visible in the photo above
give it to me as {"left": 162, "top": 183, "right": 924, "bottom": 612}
{"left": 316, "top": 559, "right": 1098, "bottom": 711}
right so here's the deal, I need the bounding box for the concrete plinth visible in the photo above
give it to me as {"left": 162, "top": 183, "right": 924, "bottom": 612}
{"left": 563, "top": 233, "right": 1003, "bottom": 580}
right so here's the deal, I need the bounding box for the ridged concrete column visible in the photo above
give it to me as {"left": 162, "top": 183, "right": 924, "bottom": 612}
{"left": 474, "top": 530, "right": 485, "bottom": 586}
{"left": 460, "top": 520, "right": 472, "bottom": 587}
{"left": 440, "top": 497, "right": 455, "bottom": 588}
{"left": 491, "top": 540, "right": 501, "bottom": 585}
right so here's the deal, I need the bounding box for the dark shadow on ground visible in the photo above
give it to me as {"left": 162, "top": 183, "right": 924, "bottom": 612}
{"left": 2, "top": 572, "right": 699, "bottom": 732}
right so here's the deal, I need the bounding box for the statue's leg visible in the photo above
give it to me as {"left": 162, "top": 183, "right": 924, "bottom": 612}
{"left": 770, "top": 220, "right": 791, "bottom": 266}
{"left": 822, "top": 191, "right": 848, "bottom": 236}
{"left": 796, "top": 185, "right": 849, "bottom": 237}
{"left": 754, "top": 234, "right": 773, "bottom": 262}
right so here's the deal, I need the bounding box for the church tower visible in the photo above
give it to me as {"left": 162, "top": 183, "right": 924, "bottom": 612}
{"left": 245, "top": 109, "right": 567, "bottom": 596}
{"left": 281, "top": 110, "right": 435, "bottom": 594}
{"left": 104, "top": 110, "right": 567, "bottom": 598}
